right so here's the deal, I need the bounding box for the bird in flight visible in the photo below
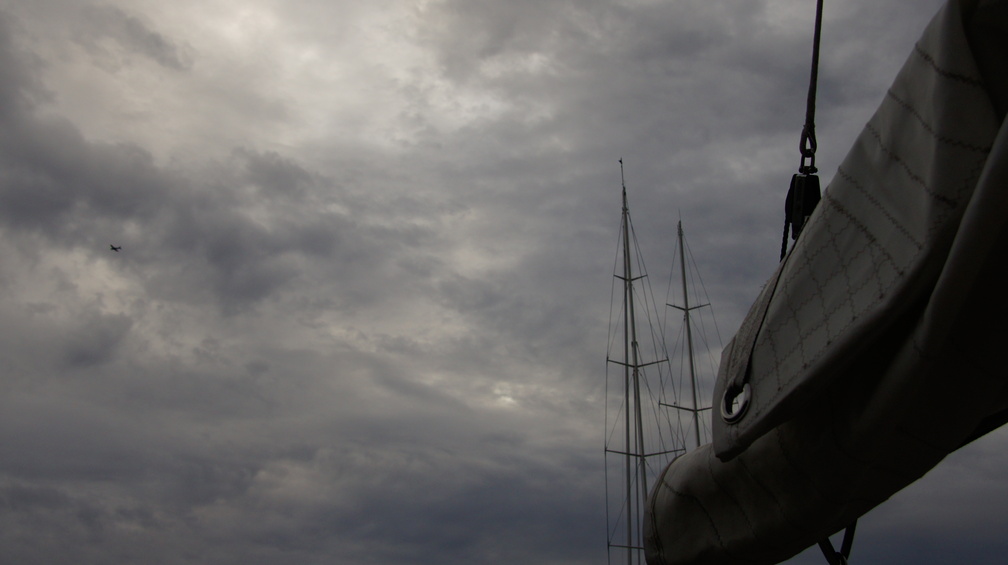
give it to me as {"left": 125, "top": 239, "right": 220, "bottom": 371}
{"left": 110, "top": 244, "right": 122, "bottom": 252}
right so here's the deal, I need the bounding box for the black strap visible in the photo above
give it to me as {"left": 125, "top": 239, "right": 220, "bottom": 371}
{"left": 818, "top": 521, "right": 856, "bottom": 565}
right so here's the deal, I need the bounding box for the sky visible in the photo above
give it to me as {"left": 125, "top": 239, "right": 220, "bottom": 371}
{"left": 1, "top": 0, "right": 1006, "bottom": 564}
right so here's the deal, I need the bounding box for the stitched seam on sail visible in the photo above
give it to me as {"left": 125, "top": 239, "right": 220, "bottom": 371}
{"left": 933, "top": 155, "right": 990, "bottom": 241}
{"left": 662, "top": 486, "right": 725, "bottom": 554}
{"left": 834, "top": 167, "right": 924, "bottom": 250}
{"left": 863, "top": 123, "right": 959, "bottom": 208}
{"left": 646, "top": 465, "right": 669, "bottom": 565}
{"left": 705, "top": 446, "right": 759, "bottom": 542}
{"left": 735, "top": 452, "right": 816, "bottom": 542}
{"left": 773, "top": 426, "right": 831, "bottom": 504}
{"left": 758, "top": 193, "right": 906, "bottom": 392}
{"left": 768, "top": 229, "right": 836, "bottom": 369}
{"left": 884, "top": 90, "right": 993, "bottom": 153}
{"left": 912, "top": 44, "right": 986, "bottom": 88}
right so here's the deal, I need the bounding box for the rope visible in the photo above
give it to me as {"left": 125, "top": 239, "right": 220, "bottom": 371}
{"left": 780, "top": 0, "right": 826, "bottom": 261}
{"left": 800, "top": 0, "right": 825, "bottom": 175}
{"left": 779, "top": 219, "right": 791, "bottom": 261}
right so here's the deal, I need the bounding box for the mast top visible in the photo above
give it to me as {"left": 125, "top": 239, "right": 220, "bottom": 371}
{"left": 620, "top": 158, "right": 628, "bottom": 211}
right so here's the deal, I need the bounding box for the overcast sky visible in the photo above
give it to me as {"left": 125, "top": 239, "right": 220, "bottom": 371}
{"left": 1, "top": 0, "right": 1006, "bottom": 564}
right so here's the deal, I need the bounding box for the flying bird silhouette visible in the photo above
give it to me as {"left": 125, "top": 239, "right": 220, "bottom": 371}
{"left": 110, "top": 245, "right": 122, "bottom": 252}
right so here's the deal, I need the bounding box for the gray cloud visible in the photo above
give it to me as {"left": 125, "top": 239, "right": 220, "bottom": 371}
{"left": 0, "top": 1, "right": 1002, "bottom": 564}
{"left": 77, "top": 5, "right": 193, "bottom": 71}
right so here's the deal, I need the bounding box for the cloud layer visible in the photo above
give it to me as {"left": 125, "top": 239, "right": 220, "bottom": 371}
{"left": 2, "top": 1, "right": 1005, "bottom": 564}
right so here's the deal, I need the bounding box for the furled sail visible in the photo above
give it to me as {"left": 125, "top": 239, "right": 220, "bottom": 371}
{"left": 645, "top": 1, "right": 1008, "bottom": 564}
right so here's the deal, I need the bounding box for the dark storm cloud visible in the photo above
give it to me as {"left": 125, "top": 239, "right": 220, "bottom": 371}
{"left": 0, "top": 13, "right": 48, "bottom": 119}
{"left": 77, "top": 4, "right": 193, "bottom": 71}
{"left": 0, "top": 1, "right": 1003, "bottom": 564}
{"left": 238, "top": 148, "right": 317, "bottom": 198}
{"left": 0, "top": 376, "right": 598, "bottom": 564}
{"left": 0, "top": 18, "right": 427, "bottom": 314}
{"left": 408, "top": 0, "right": 810, "bottom": 273}
{"left": 0, "top": 5, "right": 612, "bottom": 563}
{"left": 0, "top": 15, "right": 175, "bottom": 235}
{"left": 60, "top": 309, "right": 132, "bottom": 368}
{"left": 0, "top": 116, "right": 164, "bottom": 234}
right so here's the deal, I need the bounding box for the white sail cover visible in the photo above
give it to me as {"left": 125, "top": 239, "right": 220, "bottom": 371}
{"left": 645, "top": 1, "right": 1008, "bottom": 564}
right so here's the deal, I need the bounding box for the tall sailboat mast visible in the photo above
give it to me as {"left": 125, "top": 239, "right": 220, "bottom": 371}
{"left": 619, "top": 160, "right": 648, "bottom": 565}
{"left": 675, "top": 221, "right": 703, "bottom": 451}
{"left": 604, "top": 170, "right": 720, "bottom": 564}
{"left": 663, "top": 220, "right": 715, "bottom": 453}
{"left": 606, "top": 160, "right": 679, "bottom": 565}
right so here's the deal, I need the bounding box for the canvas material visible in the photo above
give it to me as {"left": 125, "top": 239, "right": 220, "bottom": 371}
{"left": 712, "top": 0, "right": 1000, "bottom": 460}
{"left": 646, "top": 1, "right": 1008, "bottom": 563}
{"left": 646, "top": 120, "right": 1008, "bottom": 565}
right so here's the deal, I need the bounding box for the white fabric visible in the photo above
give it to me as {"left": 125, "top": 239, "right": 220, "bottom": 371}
{"left": 712, "top": 0, "right": 999, "bottom": 459}
{"left": 645, "top": 1, "right": 1008, "bottom": 563}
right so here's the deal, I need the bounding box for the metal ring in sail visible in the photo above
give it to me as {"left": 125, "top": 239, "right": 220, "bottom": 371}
{"left": 720, "top": 382, "right": 751, "bottom": 424}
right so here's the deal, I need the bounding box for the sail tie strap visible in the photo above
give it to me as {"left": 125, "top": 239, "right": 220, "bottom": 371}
{"left": 817, "top": 521, "right": 856, "bottom": 565}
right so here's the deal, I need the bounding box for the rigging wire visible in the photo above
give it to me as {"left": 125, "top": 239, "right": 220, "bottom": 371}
{"left": 800, "top": 0, "right": 825, "bottom": 176}
{"left": 781, "top": 0, "right": 826, "bottom": 261}
{"left": 605, "top": 174, "right": 678, "bottom": 565}
{"left": 663, "top": 225, "right": 721, "bottom": 449}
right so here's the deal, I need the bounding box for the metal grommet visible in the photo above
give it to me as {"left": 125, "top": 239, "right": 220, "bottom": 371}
{"left": 720, "top": 383, "right": 751, "bottom": 424}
